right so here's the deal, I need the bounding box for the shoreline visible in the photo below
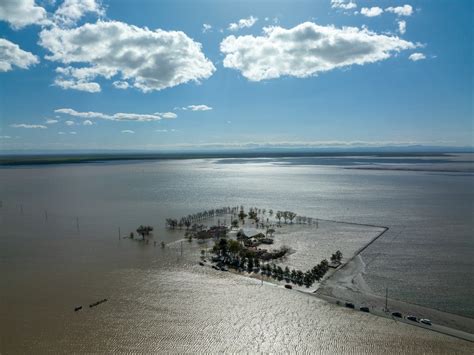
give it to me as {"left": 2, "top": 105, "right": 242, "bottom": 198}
{"left": 315, "top": 254, "right": 474, "bottom": 341}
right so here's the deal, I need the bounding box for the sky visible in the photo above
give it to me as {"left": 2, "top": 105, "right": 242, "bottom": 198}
{"left": 0, "top": 0, "right": 472, "bottom": 151}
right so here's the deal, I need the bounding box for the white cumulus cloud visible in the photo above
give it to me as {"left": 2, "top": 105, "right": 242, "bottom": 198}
{"left": 0, "top": 38, "right": 39, "bottom": 72}
{"left": 409, "top": 52, "right": 426, "bottom": 61}
{"left": 65, "top": 120, "right": 75, "bottom": 126}
{"left": 0, "top": 0, "right": 49, "bottom": 29}
{"left": 331, "top": 0, "right": 357, "bottom": 10}
{"left": 228, "top": 16, "right": 258, "bottom": 31}
{"left": 360, "top": 7, "right": 383, "bottom": 17}
{"left": 386, "top": 5, "right": 413, "bottom": 17}
{"left": 55, "top": 108, "right": 175, "bottom": 121}
{"left": 45, "top": 118, "right": 59, "bottom": 124}
{"left": 202, "top": 23, "right": 212, "bottom": 33}
{"left": 121, "top": 130, "right": 134, "bottom": 134}
{"left": 220, "top": 22, "right": 417, "bottom": 82}
{"left": 10, "top": 123, "right": 47, "bottom": 129}
{"left": 39, "top": 20, "right": 216, "bottom": 93}
{"left": 398, "top": 20, "right": 406, "bottom": 34}
{"left": 112, "top": 80, "right": 129, "bottom": 89}
{"left": 82, "top": 119, "right": 93, "bottom": 125}
{"left": 183, "top": 104, "right": 213, "bottom": 111}
{"left": 54, "top": 0, "right": 105, "bottom": 26}
{"left": 156, "top": 112, "right": 178, "bottom": 119}
{"left": 54, "top": 77, "right": 101, "bottom": 92}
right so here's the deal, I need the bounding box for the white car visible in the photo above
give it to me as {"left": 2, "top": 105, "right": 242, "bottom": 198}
{"left": 420, "top": 318, "right": 432, "bottom": 326}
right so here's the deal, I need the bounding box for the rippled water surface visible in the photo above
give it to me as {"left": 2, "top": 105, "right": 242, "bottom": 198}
{"left": 0, "top": 155, "right": 473, "bottom": 353}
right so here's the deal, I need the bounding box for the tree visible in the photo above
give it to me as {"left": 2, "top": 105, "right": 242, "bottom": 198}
{"left": 276, "top": 266, "right": 284, "bottom": 280}
{"left": 228, "top": 239, "right": 241, "bottom": 255}
{"left": 266, "top": 228, "right": 275, "bottom": 237}
{"left": 287, "top": 212, "right": 297, "bottom": 224}
{"left": 166, "top": 218, "right": 178, "bottom": 229}
{"left": 276, "top": 211, "right": 282, "bottom": 225}
{"left": 184, "top": 219, "right": 191, "bottom": 229}
{"left": 218, "top": 238, "right": 228, "bottom": 255}
{"left": 231, "top": 219, "right": 239, "bottom": 228}
{"left": 331, "top": 250, "right": 343, "bottom": 263}
{"left": 238, "top": 208, "right": 247, "bottom": 222}
{"left": 295, "top": 270, "right": 304, "bottom": 286}
{"left": 290, "top": 269, "right": 297, "bottom": 283}
{"left": 247, "top": 258, "right": 254, "bottom": 272}
{"left": 248, "top": 210, "right": 258, "bottom": 221}
{"left": 303, "top": 271, "right": 314, "bottom": 288}
{"left": 137, "top": 225, "right": 153, "bottom": 240}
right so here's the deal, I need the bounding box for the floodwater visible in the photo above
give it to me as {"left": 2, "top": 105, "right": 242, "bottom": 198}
{"left": 0, "top": 155, "right": 473, "bottom": 353}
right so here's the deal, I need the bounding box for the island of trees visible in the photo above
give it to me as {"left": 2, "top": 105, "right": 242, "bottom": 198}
{"left": 164, "top": 206, "right": 342, "bottom": 288}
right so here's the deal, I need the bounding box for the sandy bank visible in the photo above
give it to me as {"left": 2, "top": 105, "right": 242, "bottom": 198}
{"left": 316, "top": 255, "right": 474, "bottom": 341}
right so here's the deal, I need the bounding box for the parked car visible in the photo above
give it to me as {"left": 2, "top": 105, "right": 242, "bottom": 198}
{"left": 420, "top": 319, "right": 432, "bottom": 326}
{"left": 345, "top": 302, "right": 355, "bottom": 309}
{"left": 360, "top": 307, "right": 370, "bottom": 313}
{"left": 406, "top": 315, "right": 418, "bottom": 322}
{"left": 284, "top": 284, "right": 292, "bottom": 289}
{"left": 391, "top": 312, "right": 402, "bottom": 318}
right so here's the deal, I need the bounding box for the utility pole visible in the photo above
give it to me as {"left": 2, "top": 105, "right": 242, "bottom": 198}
{"left": 385, "top": 288, "right": 389, "bottom": 312}
{"left": 118, "top": 227, "right": 121, "bottom": 240}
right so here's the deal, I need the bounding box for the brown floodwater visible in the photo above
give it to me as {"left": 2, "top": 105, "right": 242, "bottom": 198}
{"left": 1, "top": 159, "right": 473, "bottom": 353}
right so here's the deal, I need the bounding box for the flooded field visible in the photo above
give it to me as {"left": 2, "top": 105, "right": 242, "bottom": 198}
{"left": 1, "top": 158, "right": 473, "bottom": 352}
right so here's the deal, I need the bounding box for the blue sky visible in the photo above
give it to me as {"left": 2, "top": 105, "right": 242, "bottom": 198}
{"left": 0, "top": 0, "right": 472, "bottom": 151}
